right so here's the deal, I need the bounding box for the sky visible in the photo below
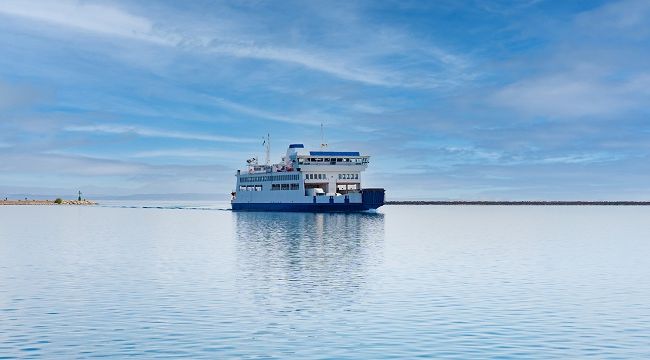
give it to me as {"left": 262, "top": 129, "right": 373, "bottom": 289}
{"left": 1, "top": 0, "right": 649, "bottom": 200}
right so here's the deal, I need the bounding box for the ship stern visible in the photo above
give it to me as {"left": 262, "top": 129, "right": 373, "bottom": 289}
{"left": 361, "top": 188, "right": 385, "bottom": 210}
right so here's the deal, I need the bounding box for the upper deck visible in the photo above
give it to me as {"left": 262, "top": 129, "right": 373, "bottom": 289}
{"left": 297, "top": 151, "right": 369, "bottom": 167}
{"left": 239, "top": 146, "right": 370, "bottom": 175}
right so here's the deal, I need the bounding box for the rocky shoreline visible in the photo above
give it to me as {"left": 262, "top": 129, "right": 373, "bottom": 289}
{"left": 0, "top": 199, "right": 98, "bottom": 206}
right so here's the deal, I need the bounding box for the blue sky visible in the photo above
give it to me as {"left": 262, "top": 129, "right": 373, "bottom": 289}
{"left": 1, "top": 0, "right": 649, "bottom": 200}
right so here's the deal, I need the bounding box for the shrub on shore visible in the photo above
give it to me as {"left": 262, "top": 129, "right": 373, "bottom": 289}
{"left": 54, "top": 198, "right": 63, "bottom": 204}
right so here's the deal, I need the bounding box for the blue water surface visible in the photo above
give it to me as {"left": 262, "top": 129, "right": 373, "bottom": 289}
{"left": 1, "top": 203, "right": 649, "bottom": 358}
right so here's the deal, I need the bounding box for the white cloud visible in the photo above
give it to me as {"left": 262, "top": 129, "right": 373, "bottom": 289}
{"left": 204, "top": 42, "right": 403, "bottom": 87}
{"left": 0, "top": 151, "right": 231, "bottom": 185}
{"left": 575, "top": 0, "right": 650, "bottom": 34}
{"left": 0, "top": 0, "right": 469, "bottom": 88}
{"left": 488, "top": 0, "right": 650, "bottom": 119}
{"left": 130, "top": 149, "right": 245, "bottom": 159}
{"left": 209, "top": 97, "right": 321, "bottom": 125}
{"left": 0, "top": 81, "right": 43, "bottom": 109}
{"left": 64, "top": 124, "right": 255, "bottom": 143}
{"left": 0, "top": 152, "right": 146, "bottom": 176}
{"left": 350, "top": 103, "right": 386, "bottom": 115}
{"left": 538, "top": 153, "right": 621, "bottom": 164}
{"left": 0, "top": 0, "right": 176, "bottom": 45}
{"left": 491, "top": 73, "right": 650, "bottom": 118}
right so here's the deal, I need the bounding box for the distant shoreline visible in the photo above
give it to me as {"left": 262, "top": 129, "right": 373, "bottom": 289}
{"left": 386, "top": 201, "right": 650, "bottom": 205}
{"left": 1, "top": 199, "right": 97, "bottom": 206}
{"left": 3, "top": 199, "right": 649, "bottom": 206}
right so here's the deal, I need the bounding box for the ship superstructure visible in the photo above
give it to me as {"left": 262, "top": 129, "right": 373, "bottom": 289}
{"left": 231, "top": 143, "right": 384, "bottom": 212}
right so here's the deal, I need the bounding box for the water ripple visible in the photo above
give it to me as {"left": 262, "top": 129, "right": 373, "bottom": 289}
{"left": 1, "top": 205, "right": 650, "bottom": 358}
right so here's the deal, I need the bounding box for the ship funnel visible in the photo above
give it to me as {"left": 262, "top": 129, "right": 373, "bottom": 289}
{"left": 286, "top": 144, "right": 304, "bottom": 168}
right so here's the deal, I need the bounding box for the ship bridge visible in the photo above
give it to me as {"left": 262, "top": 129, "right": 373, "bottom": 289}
{"left": 297, "top": 151, "right": 369, "bottom": 166}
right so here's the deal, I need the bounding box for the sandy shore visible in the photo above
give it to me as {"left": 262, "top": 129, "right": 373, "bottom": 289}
{"left": 0, "top": 199, "right": 98, "bottom": 206}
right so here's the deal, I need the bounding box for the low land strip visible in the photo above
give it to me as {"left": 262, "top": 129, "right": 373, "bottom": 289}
{"left": 1, "top": 199, "right": 97, "bottom": 205}
{"left": 386, "top": 201, "right": 650, "bottom": 205}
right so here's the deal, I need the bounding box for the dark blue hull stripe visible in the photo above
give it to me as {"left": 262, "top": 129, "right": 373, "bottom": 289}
{"left": 231, "top": 202, "right": 381, "bottom": 212}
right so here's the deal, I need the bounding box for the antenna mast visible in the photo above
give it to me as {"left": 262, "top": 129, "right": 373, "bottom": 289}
{"left": 265, "top": 133, "right": 270, "bottom": 166}
{"left": 320, "top": 123, "right": 327, "bottom": 149}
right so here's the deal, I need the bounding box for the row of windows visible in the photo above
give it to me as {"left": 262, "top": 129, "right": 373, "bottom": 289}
{"left": 241, "top": 172, "right": 358, "bottom": 183}
{"left": 239, "top": 183, "right": 301, "bottom": 191}
{"left": 298, "top": 157, "right": 367, "bottom": 164}
{"left": 240, "top": 174, "right": 299, "bottom": 183}
{"left": 306, "top": 173, "right": 327, "bottom": 180}
{"left": 338, "top": 173, "right": 359, "bottom": 180}
{"left": 271, "top": 183, "right": 300, "bottom": 191}
{"left": 337, "top": 184, "right": 359, "bottom": 190}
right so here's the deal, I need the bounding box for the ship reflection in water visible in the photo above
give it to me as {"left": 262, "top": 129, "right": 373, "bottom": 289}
{"left": 233, "top": 211, "right": 385, "bottom": 309}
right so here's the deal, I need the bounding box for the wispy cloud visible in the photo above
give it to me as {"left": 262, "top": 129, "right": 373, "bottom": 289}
{"left": 0, "top": 0, "right": 174, "bottom": 45}
{"left": 64, "top": 124, "right": 255, "bottom": 143}
{"left": 575, "top": 0, "right": 650, "bottom": 35}
{"left": 0, "top": 151, "right": 230, "bottom": 188}
{"left": 209, "top": 96, "right": 322, "bottom": 126}
{"left": 129, "top": 148, "right": 245, "bottom": 159}
{"left": 0, "top": 81, "right": 44, "bottom": 110}
{"left": 0, "top": 151, "right": 146, "bottom": 176}
{"left": 538, "top": 153, "right": 622, "bottom": 164}
{"left": 0, "top": 0, "right": 469, "bottom": 88}
{"left": 204, "top": 42, "right": 400, "bottom": 87}
{"left": 491, "top": 73, "right": 650, "bottom": 118}
{"left": 487, "top": 0, "right": 650, "bottom": 119}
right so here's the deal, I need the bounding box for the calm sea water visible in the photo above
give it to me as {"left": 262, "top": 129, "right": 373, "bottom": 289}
{"left": 1, "top": 203, "right": 650, "bottom": 358}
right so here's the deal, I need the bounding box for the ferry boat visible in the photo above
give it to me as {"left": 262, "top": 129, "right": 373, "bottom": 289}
{"left": 231, "top": 142, "right": 385, "bottom": 212}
